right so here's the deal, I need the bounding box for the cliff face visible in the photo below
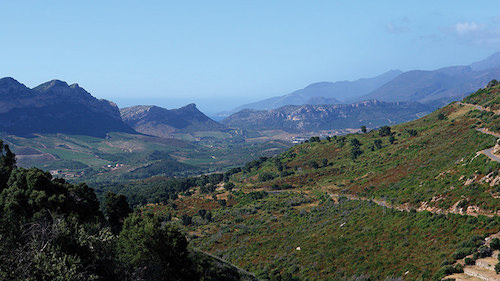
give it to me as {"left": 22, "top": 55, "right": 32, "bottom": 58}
{"left": 0, "top": 77, "right": 135, "bottom": 137}
{"left": 120, "top": 103, "right": 226, "bottom": 138}
{"left": 223, "top": 100, "right": 432, "bottom": 132}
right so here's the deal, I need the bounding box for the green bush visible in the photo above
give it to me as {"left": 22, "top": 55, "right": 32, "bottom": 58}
{"left": 490, "top": 238, "right": 500, "bottom": 250}
{"left": 464, "top": 257, "right": 475, "bottom": 265}
{"left": 478, "top": 245, "right": 492, "bottom": 258}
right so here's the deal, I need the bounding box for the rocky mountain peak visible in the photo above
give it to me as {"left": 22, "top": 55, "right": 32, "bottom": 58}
{"left": 0, "top": 77, "right": 134, "bottom": 137}
{"left": 0, "top": 77, "right": 31, "bottom": 96}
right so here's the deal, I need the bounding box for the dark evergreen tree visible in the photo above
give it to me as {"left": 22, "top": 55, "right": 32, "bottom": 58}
{"left": 105, "top": 192, "right": 132, "bottom": 234}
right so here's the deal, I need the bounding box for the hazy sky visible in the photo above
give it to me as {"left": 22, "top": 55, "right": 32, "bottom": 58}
{"left": 1, "top": 1, "right": 500, "bottom": 114}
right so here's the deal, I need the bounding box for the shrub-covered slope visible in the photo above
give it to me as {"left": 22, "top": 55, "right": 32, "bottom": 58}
{"left": 143, "top": 83, "right": 500, "bottom": 280}
{"left": 231, "top": 85, "right": 500, "bottom": 212}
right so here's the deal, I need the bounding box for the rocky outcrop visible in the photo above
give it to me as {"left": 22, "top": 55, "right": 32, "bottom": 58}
{"left": 222, "top": 100, "right": 432, "bottom": 132}
{"left": 0, "top": 77, "right": 135, "bottom": 137}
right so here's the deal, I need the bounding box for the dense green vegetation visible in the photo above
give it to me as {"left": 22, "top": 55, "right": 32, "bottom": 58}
{"left": 0, "top": 143, "right": 256, "bottom": 281}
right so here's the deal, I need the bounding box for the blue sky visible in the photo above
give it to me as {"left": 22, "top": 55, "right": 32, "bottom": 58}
{"left": 1, "top": 1, "right": 499, "bottom": 114}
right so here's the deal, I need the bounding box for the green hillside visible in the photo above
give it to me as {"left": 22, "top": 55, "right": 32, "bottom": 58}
{"left": 140, "top": 83, "right": 500, "bottom": 280}
{"left": 231, "top": 90, "right": 500, "bottom": 212}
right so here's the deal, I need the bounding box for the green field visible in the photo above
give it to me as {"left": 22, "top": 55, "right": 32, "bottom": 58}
{"left": 4, "top": 130, "right": 291, "bottom": 183}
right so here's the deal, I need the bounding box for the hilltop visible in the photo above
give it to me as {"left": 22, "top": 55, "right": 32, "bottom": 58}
{"left": 121, "top": 103, "right": 226, "bottom": 138}
{"left": 0, "top": 77, "right": 134, "bottom": 137}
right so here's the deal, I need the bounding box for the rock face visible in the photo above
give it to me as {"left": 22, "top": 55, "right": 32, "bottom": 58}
{"left": 222, "top": 100, "right": 432, "bottom": 132}
{"left": 120, "top": 104, "right": 226, "bottom": 138}
{"left": 0, "top": 77, "right": 135, "bottom": 137}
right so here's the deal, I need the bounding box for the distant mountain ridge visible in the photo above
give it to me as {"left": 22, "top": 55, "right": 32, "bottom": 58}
{"left": 0, "top": 77, "right": 134, "bottom": 137}
{"left": 222, "top": 100, "right": 432, "bottom": 132}
{"left": 232, "top": 70, "right": 402, "bottom": 112}
{"left": 361, "top": 65, "right": 500, "bottom": 104}
{"left": 229, "top": 51, "right": 500, "bottom": 113}
{"left": 121, "top": 104, "right": 226, "bottom": 138}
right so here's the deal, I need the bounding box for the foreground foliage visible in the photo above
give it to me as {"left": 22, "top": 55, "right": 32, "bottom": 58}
{"left": 0, "top": 144, "right": 255, "bottom": 281}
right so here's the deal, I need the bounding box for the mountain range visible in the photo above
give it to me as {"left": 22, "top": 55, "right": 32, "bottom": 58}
{"left": 222, "top": 100, "right": 432, "bottom": 132}
{"left": 228, "top": 51, "right": 500, "bottom": 113}
{"left": 231, "top": 70, "right": 403, "bottom": 111}
{"left": 2, "top": 51, "right": 500, "bottom": 139}
{"left": 0, "top": 77, "right": 227, "bottom": 139}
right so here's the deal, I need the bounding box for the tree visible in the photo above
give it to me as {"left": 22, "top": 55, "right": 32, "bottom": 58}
{"left": 308, "top": 136, "right": 320, "bottom": 143}
{"left": 225, "top": 182, "right": 235, "bottom": 191}
{"left": 181, "top": 214, "right": 192, "bottom": 226}
{"left": 437, "top": 112, "right": 447, "bottom": 120}
{"left": 491, "top": 238, "right": 500, "bottom": 250}
{"left": 379, "top": 126, "right": 391, "bottom": 137}
{"left": 198, "top": 209, "right": 207, "bottom": 219}
{"left": 218, "top": 199, "right": 227, "bottom": 207}
{"left": 389, "top": 135, "right": 396, "bottom": 144}
{"left": 206, "top": 211, "right": 213, "bottom": 222}
{"left": 350, "top": 138, "right": 361, "bottom": 148}
{"left": 308, "top": 161, "right": 319, "bottom": 169}
{"left": 351, "top": 147, "right": 363, "bottom": 160}
{"left": 118, "top": 212, "right": 194, "bottom": 280}
{"left": 361, "top": 126, "right": 367, "bottom": 133}
{"left": 105, "top": 192, "right": 132, "bottom": 234}
{"left": 406, "top": 129, "right": 418, "bottom": 137}
{"left": 478, "top": 245, "right": 492, "bottom": 258}
{"left": 487, "top": 79, "right": 499, "bottom": 88}
{"left": 322, "top": 158, "right": 328, "bottom": 167}
{"left": 374, "top": 139, "right": 383, "bottom": 149}
{"left": 0, "top": 140, "right": 16, "bottom": 191}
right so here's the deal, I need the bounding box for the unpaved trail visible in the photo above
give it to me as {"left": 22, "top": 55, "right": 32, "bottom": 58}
{"left": 457, "top": 102, "right": 500, "bottom": 163}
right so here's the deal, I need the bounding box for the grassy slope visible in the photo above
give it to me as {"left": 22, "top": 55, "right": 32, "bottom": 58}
{"left": 146, "top": 85, "right": 500, "bottom": 280}
{"left": 147, "top": 191, "right": 500, "bottom": 280}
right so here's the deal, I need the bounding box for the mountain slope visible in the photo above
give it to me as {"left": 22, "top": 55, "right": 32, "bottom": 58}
{"left": 362, "top": 66, "right": 500, "bottom": 104}
{"left": 120, "top": 104, "right": 226, "bottom": 138}
{"left": 232, "top": 70, "right": 402, "bottom": 111}
{"left": 232, "top": 83, "right": 500, "bottom": 211}
{"left": 222, "top": 100, "right": 432, "bottom": 132}
{"left": 227, "top": 52, "right": 500, "bottom": 115}
{"left": 184, "top": 83, "right": 500, "bottom": 280}
{"left": 358, "top": 52, "right": 500, "bottom": 104}
{"left": 0, "top": 77, "right": 134, "bottom": 137}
